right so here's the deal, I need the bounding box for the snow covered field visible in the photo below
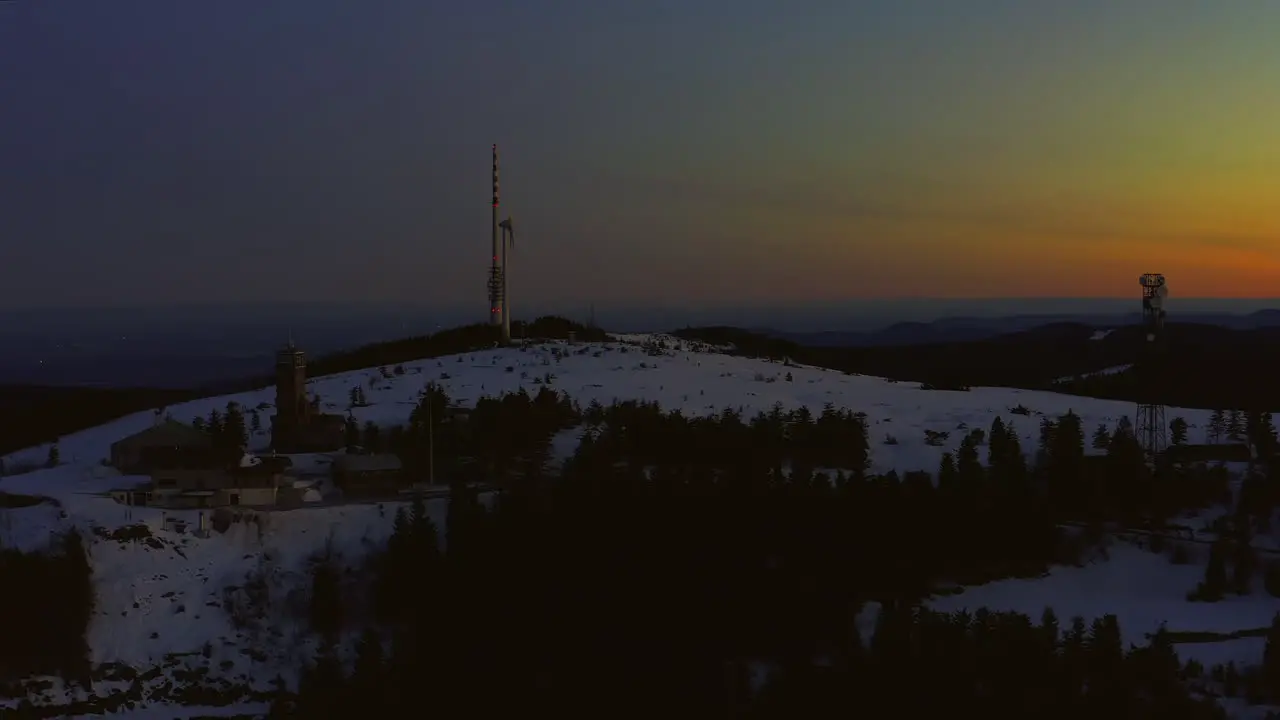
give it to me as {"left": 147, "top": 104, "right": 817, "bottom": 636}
{"left": 0, "top": 332, "right": 1274, "bottom": 716}
{"left": 928, "top": 539, "right": 1276, "bottom": 668}
{"left": 1, "top": 334, "right": 1219, "bottom": 478}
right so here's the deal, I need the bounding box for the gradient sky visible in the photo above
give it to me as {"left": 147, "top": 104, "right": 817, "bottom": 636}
{"left": 2, "top": 1, "right": 1278, "bottom": 312}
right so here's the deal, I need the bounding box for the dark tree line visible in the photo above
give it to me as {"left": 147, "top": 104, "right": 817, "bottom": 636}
{"left": 348, "top": 382, "right": 580, "bottom": 487}
{"left": 0, "top": 318, "right": 606, "bottom": 460}
{"left": 0, "top": 386, "right": 195, "bottom": 458}
{"left": 269, "top": 389, "right": 1258, "bottom": 718}
{"left": 190, "top": 401, "right": 249, "bottom": 452}
{"left": 673, "top": 324, "right": 1280, "bottom": 415}
{"left": 0, "top": 529, "right": 94, "bottom": 690}
{"left": 307, "top": 317, "right": 604, "bottom": 381}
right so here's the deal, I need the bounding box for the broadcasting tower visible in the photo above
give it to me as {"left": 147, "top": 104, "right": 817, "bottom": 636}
{"left": 487, "top": 145, "right": 503, "bottom": 328}
{"left": 1136, "top": 273, "right": 1169, "bottom": 465}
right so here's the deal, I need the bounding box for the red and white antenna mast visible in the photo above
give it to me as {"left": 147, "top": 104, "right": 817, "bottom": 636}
{"left": 487, "top": 145, "right": 503, "bottom": 328}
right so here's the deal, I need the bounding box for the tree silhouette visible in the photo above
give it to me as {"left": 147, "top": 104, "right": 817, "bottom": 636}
{"left": 1092, "top": 423, "right": 1110, "bottom": 451}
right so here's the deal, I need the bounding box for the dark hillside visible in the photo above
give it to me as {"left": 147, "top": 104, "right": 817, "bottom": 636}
{"left": 304, "top": 317, "right": 605, "bottom": 379}
{"left": 0, "top": 385, "right": 197, "bottom": 458}
{"left": 672, "top": 326, "right": 802, "bottom": 360}
{"left": 1063, "top": 324, "right": 1280, "bottom": 411}
{"left": 831, "top": 322, "right": 1104, "bottom": 388}
{"left": 677, "top": 322, "right": 1280, "bottom": 411}
{"left": 679, "top": 323, "right": 1108, "bottom": 387}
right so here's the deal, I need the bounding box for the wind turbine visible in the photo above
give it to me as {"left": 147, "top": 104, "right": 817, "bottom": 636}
{"left": 499, "top": 216, "right": 515, "bottom": 343}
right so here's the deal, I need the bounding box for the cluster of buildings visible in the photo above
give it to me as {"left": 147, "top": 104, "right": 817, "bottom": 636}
{"left": 106, "top": 341, "right": 462, "bottom": 511}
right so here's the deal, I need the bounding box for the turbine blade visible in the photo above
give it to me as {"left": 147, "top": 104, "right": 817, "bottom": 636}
{"left": 500, "top": 217, "right": 515, "bottom": 248}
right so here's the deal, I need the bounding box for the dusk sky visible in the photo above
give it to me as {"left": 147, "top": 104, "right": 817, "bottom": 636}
{"left": 2, "top": 1, "right": 1278, "bottom": 312}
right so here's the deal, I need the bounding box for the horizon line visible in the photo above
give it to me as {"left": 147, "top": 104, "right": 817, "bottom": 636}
{"left": 4, "top": 297, "right": 1280, "bottom": 314}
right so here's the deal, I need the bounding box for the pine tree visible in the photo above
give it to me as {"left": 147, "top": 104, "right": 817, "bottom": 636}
{"left": 938, "top": 453, "right": 958, "bottom": 496}
{"left": 445, "top": 478, "right": 483, "bottom": 565}
{"left": 59, "top": 528, "right": 94, "bottom": 683}
{"left": 265, "top": 675, "right": 293, "bottom": 719}
{"left": 1234, "top": 532, "right": 1258, "bottom": 595}
{"left": 520, "top": 440, "right": 552, "bottom": 485}
{"left": 1263, "top": 412, "right": 1278, "bottom": 442}
{"left": 375, "top": 508, "right": 412, "bottom": 622}
{"left": 1037, "top": 418, "right": 1057, "bottom": 470}
{"left": 1141, "top": 624, "right": 1181, "bottom": 700}
{"left": 1246, "top": 411, "right": 1279, "bottom": 457}
{"left": 841, "top": 605, "right": 865, "bottom": 668}
{"left": 1228, "top": 410, "right": 1245, "bottom": 441}
{"left": 1055, "top": 411, "right": 1085, "bottom": 461}
{"left": 45, "top": 443, "right": 60, "bottom": 468}
{"left": 224, "top": 402, "right": 249, "bottom": 451}
{"left": 988, "top": 416, "right": 1007, "bottom": 467}
{"left": 1169, "top": 417, "right": 1188, "bottom": 446}
{"left": 1062, "top": 615, "right": 1089, "bottom": 696}
{"left": 1002, "top": 425, "right": 1027, "bottom": 486}
{"left": 1262, "top": 612, "right": 1280, "bottom": 699}
{"left": 309, "top": 553, "right": 344, "bottom": 644}
{"left": 1040, "top": 607, "right": 1060, "bottom": 650}
{"left": 207, "top": 409, "right": 224, "bottom": 442}
{"left": 1224, "top": 661, "right": 1240, "bottom": 697}
{"left": 848, "top": 412, "right": 871, "bottom": 478}
{"left": 296, "top": 645, "right": 346, "bottom": 719}
{"left": 350, "top": 628, "right": 385, "bottom": 703}
{"left": 1048, "top": 412, "right": 1086, "bottom": 514}
{"left": 1247, "top": 411, "right": 1263, "bottom": 446}
{"left": 1201, "top": 539, "right": 1229, "bottom": 600}
{"left": 1209, "top": 409, "right": 1226, "bottom": 444}
{"left": 410, "top": 495, "right": 441, "bottom": 565}
{"left": 1086, "top": 614, "right": 1124, "bottom": 689}
{"left": 1105, "top": 423, "right": 1146, "bottom": 519}
{"left": 1092, "top": 424, "right": 1110, "bottom": 451}
{"left": 392, "top": 505, "right": 411, "bottom": 542}
{"left": 956, "top": 435, "right": 982, "bottom": 492}
{"left": 344, "top": 416, "right": 360, "bottom": 449}
{"left": 1115, "top": 415, "right": 1134, "bottom": 436}
{"left": 869, "top": 603, "right": 910, "bottom": 666}
{"left": 363, "top": 422, "right": 381, "bottom": 452}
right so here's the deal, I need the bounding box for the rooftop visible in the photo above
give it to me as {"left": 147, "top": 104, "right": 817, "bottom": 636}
{"left": 334, "top": 453, "right": 403, "bottom": 473}
{"left": 112, "top": 420, "right": 212, "bottom": 450}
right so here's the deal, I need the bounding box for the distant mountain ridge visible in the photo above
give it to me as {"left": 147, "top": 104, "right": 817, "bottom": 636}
{"left": 677, "top": 319, "right": 1280, "bottom": 413}
{"left": 758, "top": 309, "right": 1280, "bottom": 347}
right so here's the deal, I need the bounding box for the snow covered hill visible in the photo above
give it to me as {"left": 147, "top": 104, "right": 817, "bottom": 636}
{"left": 0, "top": 333, "right": 1271, "bottom": 716}
{"left": 2, "top": 333, "right": 1218, "bottom": 479}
